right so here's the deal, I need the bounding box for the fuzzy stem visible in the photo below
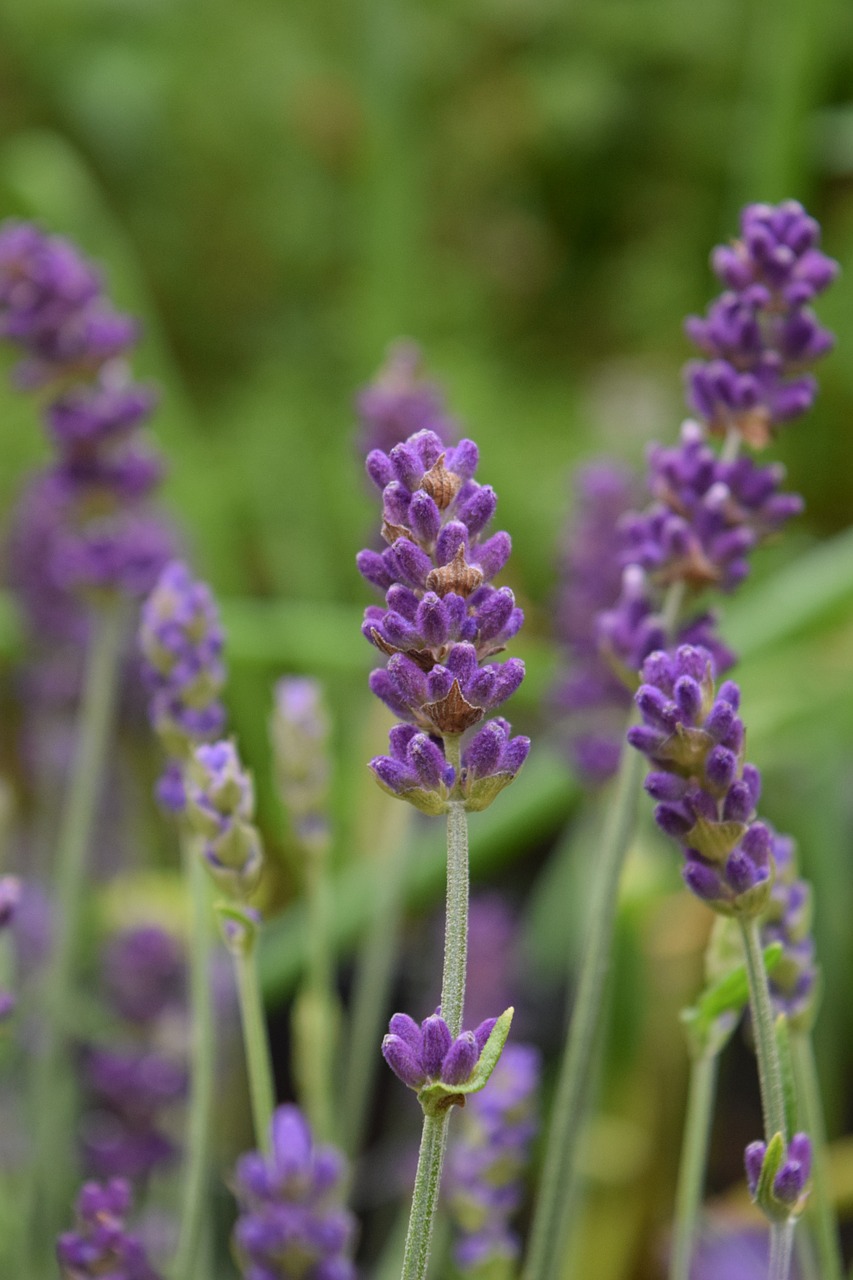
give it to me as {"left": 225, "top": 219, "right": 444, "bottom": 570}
{"left": 770, "top": 1220, "right": 795, "bottom": 1280}
{"left": 791, "top": 1032, "right": 843, "bottom": 1280}
{"left": 172, "top": 829, "right": 215, "bottom": 1280}
{"left": 341, "top": 802, "right": 413, "bottom": 1156}
{"left": 297, "top": 836, "right": 338, "bottom": 1142}
{"left": 521, "top": 735, "right": 645, "bottom": 1280}
{"left": 234, "top": 940, "right": 276, "bottom": 1153}
{"left": 669, "top": 1052, "right": 719, "bottom": 1280}
{"left": 740, "top": 919, "right": 788, "bottom": 1143}
{"left": 398, "top": 732, "right": 469, "bottom": 1280}
{"left": 27, "top": 601, "right": 126, "bottom": 1253}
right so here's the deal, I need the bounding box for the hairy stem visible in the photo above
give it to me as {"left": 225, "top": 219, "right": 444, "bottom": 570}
{"left": 234, "top": 941, "right": 276, "bottom": 1153}
{"left": 740, "top": 919, "right": 787, "bottom": 1143}
{"left": 522, "top": 736, "right": 646, "bottom": 1280}
{"left": 173, "top": 830, "right": 215, "bottom": 1280}
{"left": 669, "top": 1052, "right": 719, "bottom": 1280}
{"left": 791, "top": 1032, "right": 843, "bottom": 1280}
{"left": 399, "top": 733, "right": 470, "bottom": 1280}
{"left": 27, "top": 602, "right": 126, "bottom": 1254}
{"left": 770, "top": 1220, "right": 795, "bottom": 1280}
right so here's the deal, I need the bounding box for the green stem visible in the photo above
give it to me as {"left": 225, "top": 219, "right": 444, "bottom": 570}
{"left": 297, "top": 837, "right": 338, "bottom": 1142}
{"left": 521, "top": 735, "right": 646, "bottom": 1280}
{"left": 341, "top": 802, "right": 413, "bottom": 1156}
{"left": 27, "top": 602, "right": 126, "bottom": 1252}
{"left": 669, "top": 1053, "right": 719, "bottom": 1280}
{"left": 398, "top": 733, "right": 470, "bottom": 1280}
{"left": 172, "top": 830, "right": 215, "bottom": 1280}
{"left": 791, "top": 1033, "right": 843, "bottom": 1280}
{"left": 234, "top": 941, "right": 276, "bottom": 1153}
{"left": 770, "top": 1221, "right": 795, "bottom": 1280}
{"left": 739, "top": 918, "right": 788, "bottom": 1143}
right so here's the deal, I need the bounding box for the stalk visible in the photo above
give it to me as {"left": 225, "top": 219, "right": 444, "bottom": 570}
{"left": 791, "top": 1032, "right": 843, "bottom": 1280}
{"left": 172, "top": 829, "right": 215, "bottom": 1280}
{"left": 669, "top": 1052, "right": 719, "bottom": 1280}
{"left": 341, "top": 802, "right": 413, "bottom": 1156}
{"left": 234, "top": 939, "right": 277, "bottom": 1154}
{"left": 399, "top": 732, "right": 469, "bottom": 1280}
{"left": 740, "top": 918, "right": 794, "bottom": 1280}
{"left": 296, "top": 836, "right": 338, "bottom": 1142}
{"left": 27, "top": 602, "right": 126, "bottom": 1252}
{"left": 521, "top": 736, "right": 645, "bottom": 1280}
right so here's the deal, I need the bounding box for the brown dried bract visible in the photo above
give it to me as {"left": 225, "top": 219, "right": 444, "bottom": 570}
{"left": 420, "top": 454, "right": 462, "bottom": 510}
{"left": 425, "top": 545, "right": 484, "bottom": 597}
{"left": 382, "top": 518, "right": 411, "bottom": 546}
{"left": 424, "top": 679, "right": 484, "bottom": 734}
{"left": 368, "top": 628, "right": 436, "bottom": 672}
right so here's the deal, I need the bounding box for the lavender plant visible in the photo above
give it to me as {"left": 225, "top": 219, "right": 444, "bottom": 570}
{"left": 56, "top": 1178, "right": 162, "bottom": 1280}
{"left": 358, "top": 426, "right": 527, "bottom": 1278}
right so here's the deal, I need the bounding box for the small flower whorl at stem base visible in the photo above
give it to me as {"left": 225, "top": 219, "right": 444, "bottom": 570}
{"left": 745, "top": 1132, "right": 812, "bottom": 1222}
{"left": 383, "top": 1007, "right": 514, "bottom": 1117}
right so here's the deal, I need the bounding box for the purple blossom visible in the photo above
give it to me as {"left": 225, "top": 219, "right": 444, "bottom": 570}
{"left": 446, "top": 1043, "right": 540, "bottom": 1271}
{"left": 745, "top": 1133, "right": 812, "bottom": 1216}
{"left": 359, "top": 428, "right": 527, "bottom": 809}
{"left": 687, "top": 1225, "right": 802, "bottom": 1280}
{"left": 382, "top": 1008, "right": 498, "bottom": 1091}
{"left": 138, "top": 561, "right": 227, "bottom": 809}
{"left": 186, "top": 740, "right": 263, "bottom": 899}
{"left": 760, "top": 832, "right": 818, "bottom": 1030}
{"left": 627, "top": 645, "right": 773, "bottom": 917}
{"left": 684, "top": 201, "right": 838, "bottom": 446}
{"left": 0, "top": 876, "right": 21, "bottom": 1020}
{"left": 271, "top": 677, "right": 332, "bottom": 849}
{"left": 356, "top": 340, "right": 457, "bottom": 457}
{"left": 231, "top": 1105, "right": 356, "bottom": 1280}
{"left": 0, "top": 220, "right": 173, "bottom": 602}
{"left": 56, "top": 1178, "right": 162, "bottom": 1279}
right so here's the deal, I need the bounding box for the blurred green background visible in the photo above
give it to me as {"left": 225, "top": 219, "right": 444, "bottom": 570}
{"left": 2, "top": 0, "right": 853, "bottom": 1275}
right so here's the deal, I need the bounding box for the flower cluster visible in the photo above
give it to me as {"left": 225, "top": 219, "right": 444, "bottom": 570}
{"left": 627, "top": 645, "right": 773, "bottom": 917}
{"left": 271, "top": 677, "right": 332, "bottom": 851}
{"left": 745, "top": 1132, "right": 812, "bottom": 1221}
{"left": 685, "top": 200, "right": 838, "bottom": 446}
{"left": 760, "top": 832, "right": 818, "bottom": 1031}
{"left": 0, "top": 220, "right": 172, "bottom": 602}
{"left": 382, "top": 1008, "right": 498, "bottom": 1091}
{"left": 83, "top": 926, "right": 186, "bottom": 1181}
{"left": 446, "top": 1042, "right": 540, "bottom": 1271}
{"left": 620, "top": 421, "right": 803, "bottom": 593}
{"left": 358, "top": 428, "right": 528, "bottom": 811}
{"left": 186, "top": 740, "right": 263, "bottom": 902}
{"left": 0, "top": 876, "right": 21, "bottom": 1021}
{"left": 138, "top": 561, "right": 227, "bottom": 811}
{"left": 231, "top": 1105, "right": 356, "bottom": 1280}
{"left": 356, "top": 340, "right": 456, "bottom": 457}
{"left": 56, "top": 1178, "right": 161, "bottom": 1279}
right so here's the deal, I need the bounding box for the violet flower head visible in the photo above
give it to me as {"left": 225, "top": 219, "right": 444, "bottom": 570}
{"left": 138, "top": 560, "right": 227, "bottom": 810}
{"left": 231, "top": 1104, "right": 356, "bottom": 1280}
{"left": 684, "top": 200, "right": 838, "bottom": 447}
{"left": 745, "top": 1132, "right": 811, "bottom": 1221}
{"left": 356, "top": 339, "right": 457, "bottom": 457}
{"left": 103, "top": 925, "right": 185, "bottom": 1026}
{"left": 271, "top": 677, "right": 332, "bottom": 851}
{"left": 446, "top": 1042, "right": 540, "bottom": 1272}
{"left": 186, "top": 740, "right": 263, "bottom": 900}
{"left": 56, "top": 1178, "right": 162, "bottom": 1279}
{"left": 620, "top": 420, "right": 803, "bottom": 594}
{"left": 627, "top": 644, "right": 773, "bottom": 917}
{"left": 1, "top": 220, "right": 173, "bottom": 602}
{"left": 359, "top": 428, "right": 527, "bottom": 812}
{"left": 0, "top": 876, "right": 21, "bottom": 1021}
{"left": 760, "top": 832, "right": 818, "bottom": 1031}
{"left": 382, "top": 1008, "right": 499, "bottom": 1092}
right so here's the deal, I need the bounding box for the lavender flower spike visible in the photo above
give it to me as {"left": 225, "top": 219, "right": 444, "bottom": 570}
{"left": 271, "top": 677, "right": 332, "bottom": 849}
{"left": 627, "top": 644, "right": 773, "bottom": 918}
{"left": 447, "top": 1042, "right": 540, "bottom": 1272}
{"left": 356, "top": 339, "right": 457, "bottom": 457}
{"left": 685, "top": 200, "right": 838, "bottom": 447}
{"left": 359, "top": 427, "right": 527, "bottom": 811}
{"left": 0, "top": 876, "right": 21, "bottom": 1021}
{"left": 138, "top": 560, "right": 227, "bottom": 811}
{"left": 231, "top": 1104, "right": 356, "bottom": 1280}
{"left": 57, "top": 1178, "right": 162, "bottom": 1279}
{"left": 186, "top": 740, "right": 263, "bottom": 901}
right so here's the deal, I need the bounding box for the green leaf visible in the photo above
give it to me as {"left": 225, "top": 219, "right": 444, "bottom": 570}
{"left": 416, "top": 1007, "right": 513, "bottom": 1117}
{"left": 681, "top": 943, "right": 783, "bottom": 1056}
{"left": 755, "top": 1131, "right": 786, "bottom": 1215}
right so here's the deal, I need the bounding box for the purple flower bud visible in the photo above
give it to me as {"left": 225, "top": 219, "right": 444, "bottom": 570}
{"left": 441, "top": 1032, "right": 479, "bottom": 1085}
{"left": 744, "top": 1141, "right": 767, "bottom": 1196}
{"left": 421, "top": 1012, "right": 453, "bottom": 1077}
